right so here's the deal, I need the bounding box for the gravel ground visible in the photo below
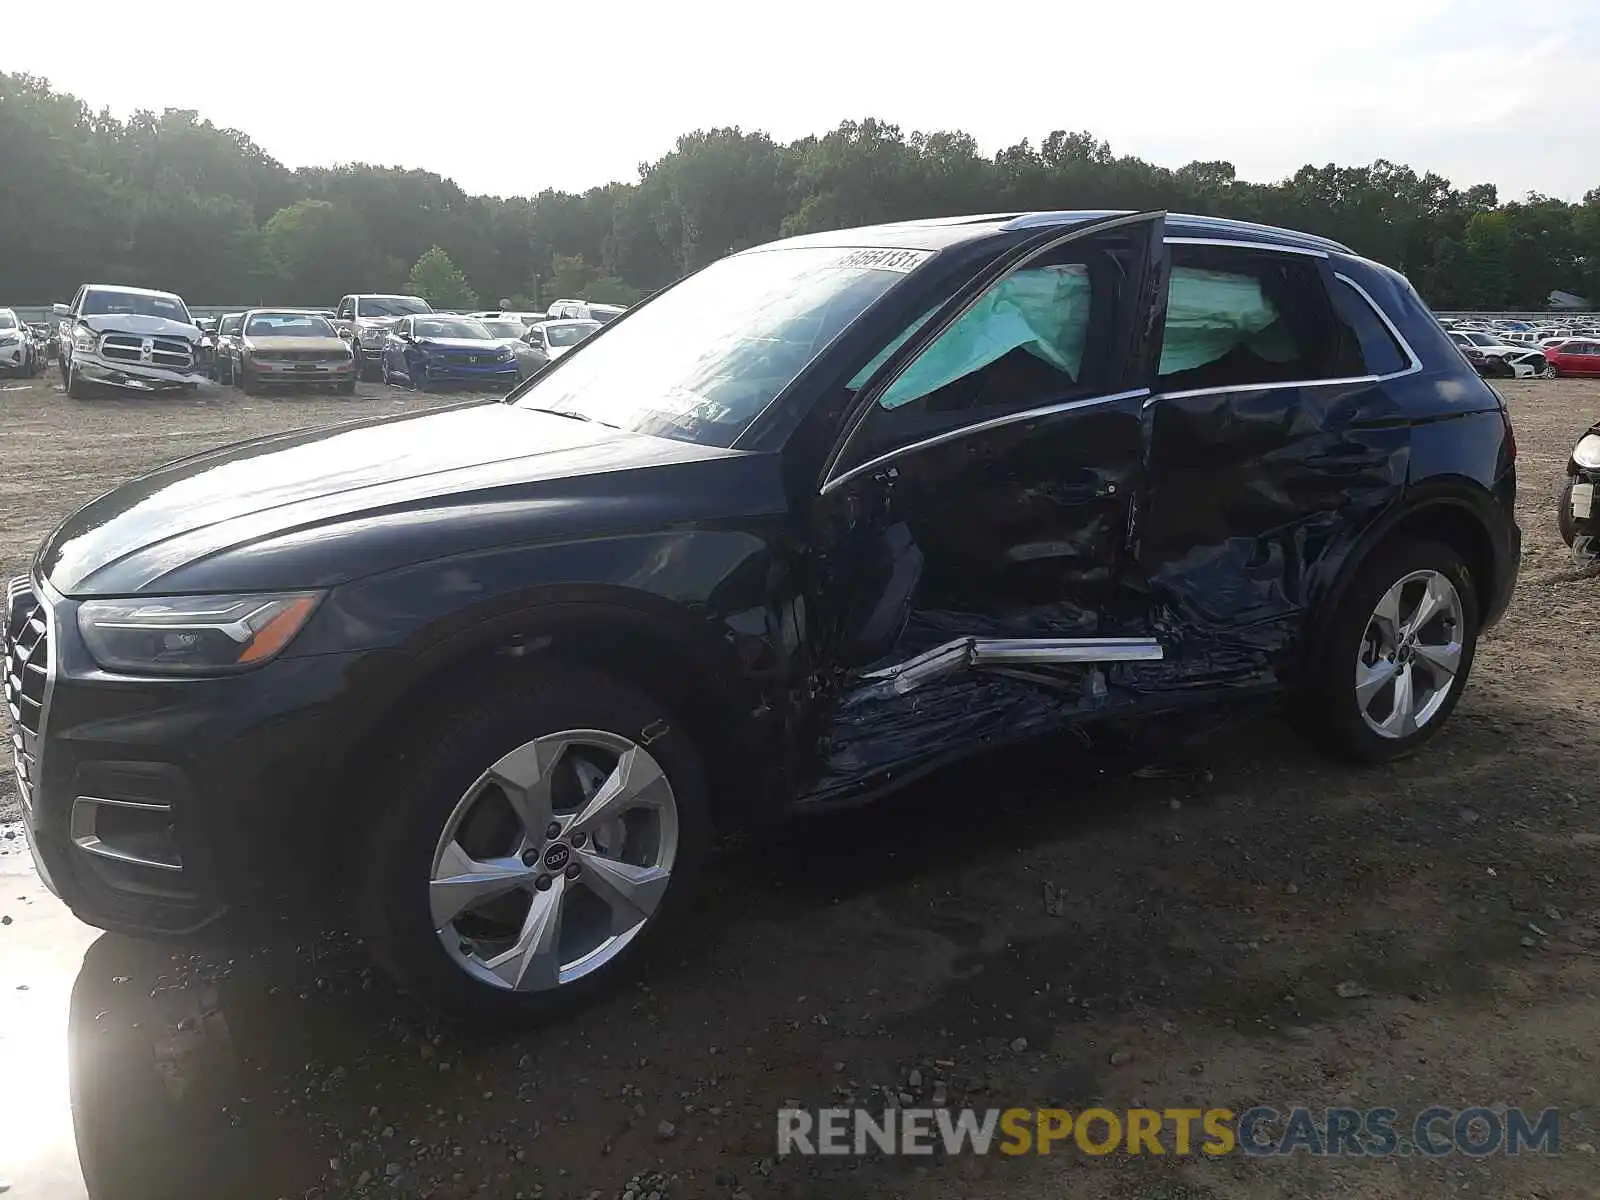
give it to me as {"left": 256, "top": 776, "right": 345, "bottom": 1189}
{"left": 2, "top": 373, "right": 1600, "bottom": 1199}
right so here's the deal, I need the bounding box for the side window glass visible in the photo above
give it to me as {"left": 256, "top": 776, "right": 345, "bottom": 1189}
{"left": 1329, "top": 279, "right": 1409, "bottom": 376}
{"left": 1156, "top": 249, "right": 1348, "bottom": 391}
{"left": 875, "top": 263, "right": 1093, "bottom": 412}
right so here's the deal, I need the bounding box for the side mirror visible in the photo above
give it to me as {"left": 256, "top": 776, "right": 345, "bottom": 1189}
{"left": 52, "top": 303, "right": 70, "bottom": 318}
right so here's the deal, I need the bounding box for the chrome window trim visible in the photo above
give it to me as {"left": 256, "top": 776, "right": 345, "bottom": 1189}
{"left": 1141, "top": 268, "right": 1427, "bottom": 409}
{"left": 820, "top": 388, "right": 1150, "bottom": 496}
{"left": 1143, "top": 376, "right": 1381, "bottom": 406}
{"left": 817, "top": 212, "right": 1164, "bottom": 483}
{"left": 1333, "top": 271, "right": 1424, "bottom": 377}
{"left": 1165, "top": 236, "right": 1329, "bottom": 258}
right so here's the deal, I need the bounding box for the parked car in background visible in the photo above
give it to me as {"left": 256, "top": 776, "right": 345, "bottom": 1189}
{"left": 53, "top": 284, "right": 208, "bottom": 398}
{"left": 1503, "top": 347, "right": 1555, "bottom": 379}
{"left": 476, "top": 318, "right": 549, "bottom": 379}
{"left": 334, "top": 294, "right": 434, "bottom": 381}
{"left": 4, "top": 210, "right": 1521, "bottom": 1021}
{"left": 1457, "top": 345, "right": 1510, "bottom": 378}
{"left": 524, "top": 318, "right": 600, "bottom": 360}
{"left": 545, "top": 300, "right": 626, "bottom": 324}
{"left": 1559, "top": 421, "right": 1600, "bottom": 554}
{"left": 211, "top": 313, "right": 246, "bottom": 383}
{"left": 1544, "top": 340, "right": 1600, "bottom": 377}
{"left": 379, "top": 314, "right": 519, "bottom": 390}
{"left": 469, "top": 310, "right": 545, "bottom": 328}
{"left": 235, "top": 310, "right": 357, "bottom": 394}
{"left": 0, "top": 309, "right": 40, "bottom": 376}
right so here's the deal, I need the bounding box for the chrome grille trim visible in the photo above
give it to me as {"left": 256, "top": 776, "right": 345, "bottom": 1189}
{"left": 4, "top": 575, "right": 53, "bottom": 819}
{"left": 99, "top": 333, "right": 195, "bottom": 370}
{"left": 70, "top": 796, "right": 183, "bottom": 872}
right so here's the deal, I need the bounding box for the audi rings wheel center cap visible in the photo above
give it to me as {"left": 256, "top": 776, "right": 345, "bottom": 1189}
{"left": 542, "top": 843, "right": 571, "bottom": 872}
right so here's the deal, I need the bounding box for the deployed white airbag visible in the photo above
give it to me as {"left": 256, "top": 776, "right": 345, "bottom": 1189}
{"left": 875, "top": 265, "right": 1091, "bottom": 410}
{"left": 1158, "top": 267, "right": 1289, "bottom": 373}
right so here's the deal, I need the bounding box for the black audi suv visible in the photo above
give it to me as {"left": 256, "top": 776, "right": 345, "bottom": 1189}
{"left": 5, "top": 210, "right": 1519, "bottom": 1019}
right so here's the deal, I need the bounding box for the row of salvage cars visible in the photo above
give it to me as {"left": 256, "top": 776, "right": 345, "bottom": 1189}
{"left": 1448, "top": 326, "right": 1600, "bottom": 379}
{"left": 41, "top": 284, "right": 620, "bottom": 398}
{"left": 0, "top": 308, "right": 57, "bottom": 377}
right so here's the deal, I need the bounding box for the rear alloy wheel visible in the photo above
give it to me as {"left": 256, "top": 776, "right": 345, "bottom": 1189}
{"left": 360, "top": 666, "right": 708, "bottom": 1022}
{"left": 1294, "top": 540, "right": 1478, "bottom": 763}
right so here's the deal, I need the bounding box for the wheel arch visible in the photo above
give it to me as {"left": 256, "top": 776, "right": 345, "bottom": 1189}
{"left": 1305, "top": 481, "right": 1505, "bottom": 674}
{"left": 320, "top": 590, "right": 786, "bottom": 884}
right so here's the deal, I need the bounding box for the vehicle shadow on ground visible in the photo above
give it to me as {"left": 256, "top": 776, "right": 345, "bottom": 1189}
{"left": 59, "top": 687, "right": 1599, "bottom": 1199}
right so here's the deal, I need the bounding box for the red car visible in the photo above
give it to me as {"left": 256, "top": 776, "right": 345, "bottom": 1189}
{"left": 1545, "top": 339, "right": 1600, "bottom": 376}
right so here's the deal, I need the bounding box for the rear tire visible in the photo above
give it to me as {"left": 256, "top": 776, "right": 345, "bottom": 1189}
{"left": 1293, "top": 539, "right": 1479, "bottom": 764}
{"left": 358, "top": 664, "right": 710, "bottom": 1024}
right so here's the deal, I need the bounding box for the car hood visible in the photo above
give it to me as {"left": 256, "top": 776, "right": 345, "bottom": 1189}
{"left": 415, "top": 337, "right": 505, "bottom": 352}
{"left": 80, "top": 314, "right": 200, "bottom": 340}
{"left": 38, "top": 402, "right": 751, "bottom": 596}
{"left": 244, "top": 336, "right": 348, "bottom": 353}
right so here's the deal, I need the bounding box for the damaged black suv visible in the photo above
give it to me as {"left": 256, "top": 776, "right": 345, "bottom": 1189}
{"left": 6, "top": 211, "right": 1518, "bottom": 1019}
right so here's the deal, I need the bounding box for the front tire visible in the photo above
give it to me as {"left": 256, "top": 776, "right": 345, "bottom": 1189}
{"left": 65, "top": 359, "right": 90, "bottom": 400}
{"left": 239, "top": 365, "right": 258, "bottom": 395}
{"left": 1558, "top": 477, "right": 1579, "bottom": 546}
{"left": 1294, "top": 539, "right": 1479, "bottom": 764}
{"left": 358, "top": 665, "right": 709, "bottom": 1023}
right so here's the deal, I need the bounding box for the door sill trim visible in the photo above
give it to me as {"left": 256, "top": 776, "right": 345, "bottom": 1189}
{"left": 853, "top": 635, "right": 1163, "bottom": 700}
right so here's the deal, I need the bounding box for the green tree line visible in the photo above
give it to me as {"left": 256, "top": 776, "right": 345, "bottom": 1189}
{"left": 4, "top": 71, "right": 1598, "bottom": 311}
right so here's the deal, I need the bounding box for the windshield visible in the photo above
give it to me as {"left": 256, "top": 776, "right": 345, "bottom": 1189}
{"left": 245, "top": 313, "right": 337, "bottom": 337}
{"left": 82, "top": 289, "right": 192, "bottom": 323}
{"left": 415, "top": 318, "right": 493, "bottom": 340}
{"left": 480, "top": 321, "right": 526, "bottom": 339}
{"left": 590, "top": 307, "right": 624, "bottom": 325}
{"left": 514, "top": 247, "right": 916, "bottom": 446}
{"left": 546, "top": 321, "right": 599, "bottom": 347}
{"left": 358, "top": 296, "right": 431, "bottom": 318}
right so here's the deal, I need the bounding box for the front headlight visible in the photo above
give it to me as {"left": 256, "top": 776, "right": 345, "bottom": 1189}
{"left": 1574, "top": 434, "right": 1600, "bottom": 470}
{"left": 359, "top": 327, "right": 387, "bottom": 345}
{"left": 74, "top": 330, "right": 97, "bottom": 352}
{"left": 78, "top": 592, "right": 322, "bottom": 676}
{"left": 497, "top": 347, "right": 514, "bottom": 361}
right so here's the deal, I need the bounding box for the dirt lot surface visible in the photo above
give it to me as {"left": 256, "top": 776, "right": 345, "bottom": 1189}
{"left": 2, "top": 373, "right": 1600, "bottom": 1200}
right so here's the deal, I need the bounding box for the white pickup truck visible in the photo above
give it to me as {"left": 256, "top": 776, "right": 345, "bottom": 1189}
{"left": 332, "top": 293, "right": 434, "bottom": 381}
{"left": 54, "top": 284, "right": 209, "bottom": 398}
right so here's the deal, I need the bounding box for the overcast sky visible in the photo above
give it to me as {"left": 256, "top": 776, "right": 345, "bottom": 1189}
{"left": 6, "top": 0, "right": 1596, "bottom": 203}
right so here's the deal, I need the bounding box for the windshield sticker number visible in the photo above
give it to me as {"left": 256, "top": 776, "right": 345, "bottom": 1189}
{"left": 832, "top": 248, "right": 932, "bottom": 274}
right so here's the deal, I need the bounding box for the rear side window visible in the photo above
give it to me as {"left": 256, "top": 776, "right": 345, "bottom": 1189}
{"left": 1156, "top": 248, "right": 1363, "bottom": 391}
{"left": 1329, "top": 279, "right": 1410, "bottom": 376}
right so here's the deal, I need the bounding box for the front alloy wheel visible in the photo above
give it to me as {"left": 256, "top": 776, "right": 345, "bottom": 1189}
{"left": 1354, "top": 569, "right": 1464, "bottom": 740}
{"left": 430, "top": 730, "right": 678, "bottom": 992}
{"left": 359, "top": 665, "right": 708, "bottom": 1021}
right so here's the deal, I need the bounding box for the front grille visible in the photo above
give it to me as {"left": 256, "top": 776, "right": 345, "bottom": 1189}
{"left": 4, "top": 577, "right": 49, "bottom": 817}
{"left": 283, "top": 350, "right": 335, "bottom": 362}
{"left": 99, "top": 333, "right": 194, "bottom": 370}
